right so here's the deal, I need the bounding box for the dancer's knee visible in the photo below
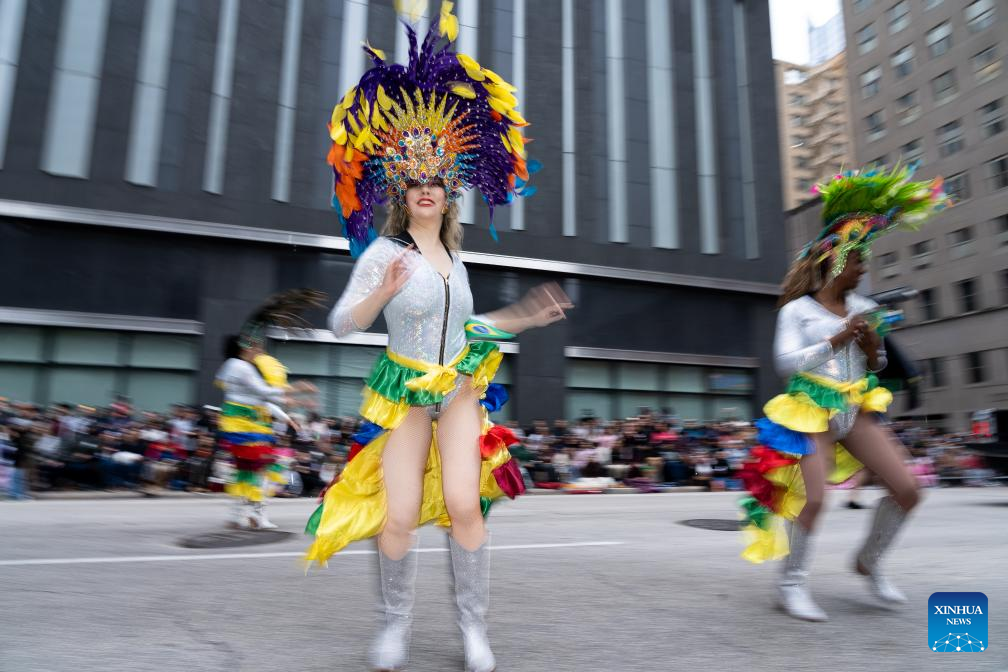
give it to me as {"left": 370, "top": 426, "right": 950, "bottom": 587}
{"left": 893, "top": 480, "right": 920, "bottom": 512}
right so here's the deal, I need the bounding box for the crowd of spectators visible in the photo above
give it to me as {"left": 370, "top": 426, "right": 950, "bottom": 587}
{"left": 0, "top": 397, "right": 1001, "bottom": 500}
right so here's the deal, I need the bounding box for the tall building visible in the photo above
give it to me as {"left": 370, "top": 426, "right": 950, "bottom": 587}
{"left": 0, "top": 0, "right": 787, "bottom": 424}
{"left": 842, "top": 0, "right": 1008, "bottom": 431}
{"left": 809, "top": 12, "right": 847, "bottom": 66}
{"left": 775, "top": 53, "right": 854, "bottom": 209}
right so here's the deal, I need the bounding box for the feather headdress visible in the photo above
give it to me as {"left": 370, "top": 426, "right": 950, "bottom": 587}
{"left": 327, "top": 1, "right": 537, "bottom": 256}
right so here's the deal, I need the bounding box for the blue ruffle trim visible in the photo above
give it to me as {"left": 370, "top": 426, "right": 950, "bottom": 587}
{"left": 755, "top": 417, "right": 814, "bottom": 456}
{"left": 351, "top": 421, "right": 384, "bottom": 446}
{"left": 479, "top": 384, "right": 509, "bottom": 413}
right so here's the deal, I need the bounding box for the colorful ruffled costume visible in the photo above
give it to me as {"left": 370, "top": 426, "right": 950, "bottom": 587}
{"left": 740, "top": 164, "right": 949, "bottom": 564}
{"left": 304, "top": 3, "right": 533, "bottom": 567}
{"left": 215, "top": 289, "right": 325, "bottom": 524}
{"left": 217, "top": 354, "right": 290, "bottom": 501}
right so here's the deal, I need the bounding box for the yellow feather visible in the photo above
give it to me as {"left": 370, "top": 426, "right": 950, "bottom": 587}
{"left": 345, "top": 145, "right": 355, "bottom": 162}
{"left": 341, "top": 86, "right": 357, "bottom": 109}
{"left": 483, "top": 68, "right": 517, "bottom": 92}
{"left": 484, "top": 85, "right": 518, "bottom": 108}
{"left": 505, "top": 108, "right": 528, "bottom": 126}
{"left": 330, "top": 123, "right": 347, "bottom": 144}
{"left": 330, "top": 104, "right": 346, "bottom": 126}
{"left": 487, "top": 96, "right": 512, "bottom": 115}
{"left": 346, "top": 113, "right": 361, "bottom": 134}
{"left": 372, "top": 109, "right": 387, "bottom": 131}
{"left": 508, "top": 127, "right": 525, "bottom": 157}
{"left": 450, "top": 82, "right": 476, "bottom": 99}
{"left": 499, "top": 132, "right": 511, "bottom": 153}
{"left": 376, "top": 85, "right": 394, "bottom": 111}
{"left": 364, "top": 40, "right": 386, "bottom": 61}
{"left": 456, "top": 53, "right": 485, "bottom": 81}
{"left": 395, "top": 0, "right": 425, "bottom": 23}
{"left": 440, "top": 1, "right": 459, "bottom": 42}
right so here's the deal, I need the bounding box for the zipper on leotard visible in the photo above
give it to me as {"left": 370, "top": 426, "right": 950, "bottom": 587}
{"left": 435, "top": 274, "right": 451, "bottom": 414}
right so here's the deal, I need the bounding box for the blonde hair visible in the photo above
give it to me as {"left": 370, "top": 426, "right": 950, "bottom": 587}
{"left": 778, "top": 255, "right": 826, "bottom": 308}
{"left": 382, "top": 201, "right": 463, "bottom": 251}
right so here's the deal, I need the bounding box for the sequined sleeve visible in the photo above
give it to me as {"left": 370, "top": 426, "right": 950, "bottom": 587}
{"left": 327, "top": 240, "right": 396, "bottom": 337}
{"left": 774, "top": 300, "right": 836, "bottom": 377}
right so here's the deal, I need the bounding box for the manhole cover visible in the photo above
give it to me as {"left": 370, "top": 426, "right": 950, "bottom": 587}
{"left": 678, "top": 519, "right": 743, "bottom": 532}
{"left": 178, "top": 529, "right": 294, "bottom": 549}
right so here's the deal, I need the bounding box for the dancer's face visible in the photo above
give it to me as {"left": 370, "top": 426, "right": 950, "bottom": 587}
{"left": 833, "top": 251, "right": 867, "bottom": 292}
{"left": 405, "top": 180, "right": 447, "bottom": 219}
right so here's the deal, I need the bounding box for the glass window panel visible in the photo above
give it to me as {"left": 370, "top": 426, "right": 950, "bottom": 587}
{"left": 616, "top": 362, "right": 662, "bottom": 391}
{"left": 666, "top": 366, "right": 705, "bottom": 393}
{"left": 271, "top": 341, "right": 331, "bottom": 376}
{"left": 130, "top": 334, "right": 198, "bottom": 370}
{"left": 617, "top": 392, "right": 662, "bottom": 420}
{"left": 709, "top": 397, "right": 754, "bottom": 422}
{"left": 125, "top": 371, "right": 195, "bottom": 412}
{"left": 708, "top": 369, "right": 754, "bottom": 393}
{"left": 567, "top": 359, "right": 611, "bottom": 388}
{"left": 0, "top": 364, "right": 41, "bottom": 403}
{"left": 566, "top": 390, "right": 613, "bottom": 422}
{"left": 493, "top": 356, "right": 512, "bottom": 385}
{"left": 664, "top": 394, "right": 705, "bottom": 422}
{"left": 53, "top": 329, "right": 120, "bottom": 365}
{"left": 0, "top": 326, "right": 45, "bottom": 362}
{"left": 47, "top": 367, "right": 118, "bottom": 407}
{"left": 326, "top": 378, "right": 365, "bottom": 418}
{"left": 335, "top": 346, "right": 384, "bottom": 378}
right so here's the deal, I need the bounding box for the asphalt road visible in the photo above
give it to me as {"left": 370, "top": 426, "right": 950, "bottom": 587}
{"left": 1, "top": 488, "right": 1005, "bottom": 672}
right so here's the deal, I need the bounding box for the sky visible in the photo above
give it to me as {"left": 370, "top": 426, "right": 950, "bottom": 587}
{"left": 769, "top": 0, "right": 843, "bottom": 65}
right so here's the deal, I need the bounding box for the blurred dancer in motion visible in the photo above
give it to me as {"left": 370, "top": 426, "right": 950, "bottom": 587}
{"left": 304, "top": 5, "right": 570, "bottom": 671}
{"left": 739, "top": 165, "right": 950, "bottom": 621}
{"left": 215, "top": 290, "right": 322, "bottom": 529}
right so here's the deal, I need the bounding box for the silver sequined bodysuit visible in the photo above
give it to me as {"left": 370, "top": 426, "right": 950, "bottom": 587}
{"left": 774, "top": 294, "right": 888, "bottom": 438}
{"left": 328, "top": 237, "right": 477, "bottom": 418}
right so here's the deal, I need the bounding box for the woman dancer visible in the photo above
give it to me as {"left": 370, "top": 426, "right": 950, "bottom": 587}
{"left": 739, "top": 165, "right": 949, "bottom": 621}
{"left": 304, "top": 6, "right": 570, "bottom": 671}
{"left": 216, "top": 290, "right": 321, "bottom": 529}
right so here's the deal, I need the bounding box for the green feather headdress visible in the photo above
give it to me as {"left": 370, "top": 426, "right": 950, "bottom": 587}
{"left": 798, "top": 163, "right": 951, "bottom": 279}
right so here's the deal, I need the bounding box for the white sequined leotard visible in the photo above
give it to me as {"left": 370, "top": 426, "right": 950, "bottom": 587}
{"left": 774, "top": 293, "right": 888, "bottom": 438}
{"left": 328, "top": 236, "right": 477, "bottom": 417}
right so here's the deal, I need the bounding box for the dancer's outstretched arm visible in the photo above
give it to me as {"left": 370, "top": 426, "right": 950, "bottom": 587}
{"left": 475, "top": 281, "right": 574, "bottom": 335}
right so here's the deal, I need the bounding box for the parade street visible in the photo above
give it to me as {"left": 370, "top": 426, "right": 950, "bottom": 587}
{"left": 1, "top": 488, "right": 1005, "bottom": 672}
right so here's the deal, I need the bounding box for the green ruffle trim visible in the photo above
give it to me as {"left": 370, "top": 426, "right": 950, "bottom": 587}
{"left": 234, "top": 469, "right": 259, "bottom": 485}
{"left": 785, "top": 373, "right": 879, "bottom": 412}
{"left": 305, "top": 503, "right": 323, "bottom": 535}
{"left": 221, "top": 402, "right": 263, "bottom": 420}
{"left": 363, "top": 341, "right": 500, "bottom": 406}
{"left": 740, "top": 496, "right": 772, "bottom": 531}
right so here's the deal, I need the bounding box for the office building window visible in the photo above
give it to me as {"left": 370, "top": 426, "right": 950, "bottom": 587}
{"left": 926, "top": 22, "right": 952, "bottom": 58}
{"left": 973, "top": 46, "right": 1001, "bottom": 83}
{"left": 892, "top": 44, "right": 915, "bottom": 78}
{"left": 936, "top": 119, "right": 963, "bottom": 156}
{"left": 932, "top": 70, "right": 958, "bottom": 103}
{"left": 888, "top": 1, "right": 911, "bottom": 33}
{"left": 987, "top": 155, "right": 1008, "bottom": 190}
{"left": 857, "top": 24, "right": 878, "bottom": 55}
{"left": 945, "top": 172, "right": 970, "bottom": 201}
{"left": 861, "top": 66, "right": 882, "bottom": 98}
{"left": 965, "top": 0, "right": 996, "bottom": 33}
{"left": 957, "top": 278, "right": 979, "bottom": 313}
{"left": 979, "top": 99, "right": 1004, "bottom": 138}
